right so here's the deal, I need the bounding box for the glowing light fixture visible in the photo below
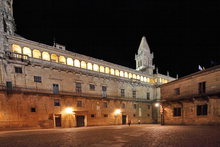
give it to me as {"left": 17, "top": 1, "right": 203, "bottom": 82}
{"left": 114, "top": 109, "right": 121, "bottom": 115}
{"left": 155, "top": 103, "right": 160, "bottom": 107}
{"left": 65, "top": 108, "right": 73, "bottom": 114}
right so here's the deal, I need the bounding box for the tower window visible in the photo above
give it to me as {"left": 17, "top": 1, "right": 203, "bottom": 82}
{"left": 34, "top": 76, "right": 42, "bottom": 83}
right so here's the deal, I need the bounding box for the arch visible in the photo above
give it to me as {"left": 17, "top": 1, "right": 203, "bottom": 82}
{"left": 51, "top": 54, "right": 58, "bottom": 62}
{"left": 129, "top": 73, "right": 132, "bottom": 79}
{"left": 147, "top": 78, "right": 150, "bottom": 83}
{"left": 105, "top": 67, "right": 110, "bottom": 74}
{"left": 42, "top": 52, "right": 50, "bottom": 61}
{"left": 100, "top": 66, "right": 105, "bottom": 73}
{"left": 12, "top": 44, "right": 22, "bottom": 53}
{"left": 137, "top": 75, "right": 140, "bottom": 80}
{"left": 144, "top": 77, "right": 147, "bottom": 82}
{"left": 133, "top": 74, "right": 137, "bottom": 79}
{"left": 59, "top": 56, "right": 66, "bottom": 64}
{"left": 93, "top": 64, "right": 99, "bottom": 72}
{"left": 110, "top": 69, "right": 115, "bottom": 75}
{"left": 87, "top": 63, "right": 93, "bottom": 70}
{"left": 23, "top": 47, "right": 32, "bottom": 57}
{"left": 124, "top": 72, "right": 128, "bottom": 78}
{"left": 140, "top": 76, "right": 144, "bottom": 81}
{"left": 81, "top": 61, "right": 87, "bottom": 69}
{"left": 33, "top": 49, "right": 41, "bottom": 59}
{"left": 120, "top": 71, "right": 124, "bottom": 77}
{"left": 115, "top": 70, "right": 119, "bottom": 76}
{"left": 67, "top": 58, "right": 73, "bottom": 66}
{"left": 74, "top": 59, "right": 80, "bottom": 67}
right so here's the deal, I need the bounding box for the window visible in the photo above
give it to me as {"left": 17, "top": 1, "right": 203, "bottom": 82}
{"left": 81, "top": 61, "right": 87, "bottom": 69}
{"left": 132, "top": 90, "right": 136, "bottom": 98}
{"left": 74, "top": 59, "right": 80, "bottom": 67}
{"left": 91, "top": 114, "right": 95, "bottom": 118}
{"left": 133, "top": 114, "right": 136, "bottom": 117}
{"left": 54, "top": 99, "right": 60, "bottom": 106}
{"left": 89, "top": 84, "right": 95, "bottom": 91}
{"left": 174, "top": 88, "right": 180, "bottom": 95}
{"left": 76, "top": 82, "right": 82, "bottom": 93}
{"left": 77, "top": 101, "right": 82, "bottom": 107}
{"left": 197, "top": 104, "right": 208, "bottom": 116}
{"left": 121, "top": 103, "right": 125, "bottom": 109}
{"left": 15, "top": 67, "right": 22, "bottom": 73}
{"left": 33, "top": 49, "right": 41, "bottom": 59}
{"left": 12, "top": 44, "right": 22, "bottom": 53}
{"left": 42, "top": 52, "right": 50, "bottom": 61}
{"left": 121, "top": 89, "right": 125, "bottom": 97}
{"left": 147, "top": 92, "right": 150, "bottom": 100}
{"left": 34, "top": 76, "right": 41, "bottom": 83}
{"left": 173, "top": 108, "right": 181, "bottom": 117}
{"left": 104, "top": 114, "right": 108, "bottom": 117}
{"left": 102, "top": 86, "right": 107, "bottom": 98}
{"left": 53, "top": 84, "right": 59, "bottom": 94}
{"left": 133, "top": 104, "right": 137, "bottom": 109}
{"left": 67, "top": 58, "right": 73, "bottom": 66}
{"left": 103, "top": 102, "right": 108, "bottom": 108}
{"left": 51, "top": 54, "right": 58, "bottom": 62}
{"left": 147, "top": 105, "right": 151, "bottom": 109}
{"left": 59, "top": 56, "right": 66, "bottom": 64}
{"left": 23, "top": 47, "right": 32, "bottom": 57}
{"left": 198, "top": 82, "right": 206, "bottom": 94}
{"left": 31, "top": 107, "right": 36, "bottom": 112}
{"left": 6, "top": 81, "right": 12, "bottom": 90}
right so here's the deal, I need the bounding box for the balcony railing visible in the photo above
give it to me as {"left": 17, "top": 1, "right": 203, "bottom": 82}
{"left": 0, "top": 85, "right": 151, "bottom": 102}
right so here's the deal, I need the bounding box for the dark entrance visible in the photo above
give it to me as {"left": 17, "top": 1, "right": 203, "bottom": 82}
{"left": 55, "top": 114, "right": 61, "bottom": 127}
{"left": 76, "top": 115, "right": 85, "bottom": 127}
{"left": 122, "top": 115, "right": 127, "bottom": 125}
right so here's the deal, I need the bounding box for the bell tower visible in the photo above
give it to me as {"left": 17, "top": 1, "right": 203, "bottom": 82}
{"left": 135, "top": 36, "right": 155, "bottom": 75}
{"left": 0, "top": 0, "right": 15, "bottom": 35}
{"left": 0, "top": 0, "right": 15, "bottom": 54}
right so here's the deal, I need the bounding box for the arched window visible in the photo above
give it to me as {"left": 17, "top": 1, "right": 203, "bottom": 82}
{"left": 51, "top": 54, "right": 58, "bottom": 62}
{"left": 105, "top": 67, "right": 110, "bottom": 74}
{"left": 12, "top": 44, "right": 22, "bottom": 53}
{"left": 67, "top": 58, "right": 73, "bottom": 66}
{"left": 144, "top": 77, "right": 147, "bottom": 82}
{"left": 33, "top": 49, "right": 41, "bottom": 59}
{"left": 87, "top": 63, "right": 92, "bottom": 70}
{"left": 23, "top": 47, "right": 32, "bottom": 57}
{"left": 110, "top": 69, "right": 115, "bottom": 75}
{"left": 100, "top": 66, "right": 105, "bottom": 73}
{"left": 137, "top": 75, "right": 140, "bottom": 80}
{"left": 124, "top": 72, "right": 128, "bottom": 78}
{"left": 81, "top": 61, "right": 87, "bottom": 69}
{"left": 74, "top": 59, "right": 80, "bottom": 67}
{"left": 120, "top": 71, "right": 124, "bottom": 77}
{"left": 129, "top": 73, "right": 132, "bottom": 79}
{"left": 133, "top": 74, "right": 137, "bottom": 79}
{"left": 115, "top": 70, "right": 119, "bottom": 76}
{"left": 147, "top": 78, "right": 150, "bottom": 83}
{"left": 93, "top": 64, "right": 99, "bottom": 72}
{"left": 42, "top": 52, "right": 50, "bottom": 61}
{"left": 140, "top": 76, "right": 144, "bottom": 81}
{"left": 59, "top": 56, "right": 66, "bottom": 64}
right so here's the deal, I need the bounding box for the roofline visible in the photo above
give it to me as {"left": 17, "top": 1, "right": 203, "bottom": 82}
{"left": 159, "top": 64, "right": 220, "bottom": 87}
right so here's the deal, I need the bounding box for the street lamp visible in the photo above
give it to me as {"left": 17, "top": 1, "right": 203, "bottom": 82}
{"left": 155, "top": 103, "right": 160, "bottom": 107}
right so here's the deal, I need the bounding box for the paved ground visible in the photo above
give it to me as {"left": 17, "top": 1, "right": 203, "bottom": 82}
{"left": 0, "top": 124, "right": 220, "bottom": 147}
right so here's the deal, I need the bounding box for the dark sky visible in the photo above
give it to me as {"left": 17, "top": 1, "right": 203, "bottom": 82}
{"left": 13, "top": 0, "right": 220, "bottom": 77}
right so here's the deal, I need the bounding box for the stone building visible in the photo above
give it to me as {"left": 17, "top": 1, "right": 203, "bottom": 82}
{"left": 0, "top": 0, "right": 174, "bottom": 128}
{"left": 160, "top": 65, "right": 220, "bottom": 125}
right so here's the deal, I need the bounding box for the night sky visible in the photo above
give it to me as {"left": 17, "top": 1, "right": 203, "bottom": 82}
{"left": 13, "top": 0, "right": 220, "bottom": 78}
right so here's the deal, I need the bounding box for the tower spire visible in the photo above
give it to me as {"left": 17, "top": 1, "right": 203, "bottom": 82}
{"left": 135, "top": 36, "right": 155, "bottom": 75}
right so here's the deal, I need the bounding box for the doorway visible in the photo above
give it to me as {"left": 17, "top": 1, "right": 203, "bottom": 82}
{"left": 55, "top": 114, "right": 61, "bottom": 127}
{"left": 76, "top": 115, "right": 85, "bottom": 127}
{"left": 122, "top": 115, "right": 127, "bottom": 125}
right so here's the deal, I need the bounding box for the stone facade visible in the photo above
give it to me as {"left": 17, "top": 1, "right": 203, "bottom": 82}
{"left": 0, "top": 0, "right": 175, "bottom": 128}
{"left": 160, "top": 65, "right": 220, "bottom": 125}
